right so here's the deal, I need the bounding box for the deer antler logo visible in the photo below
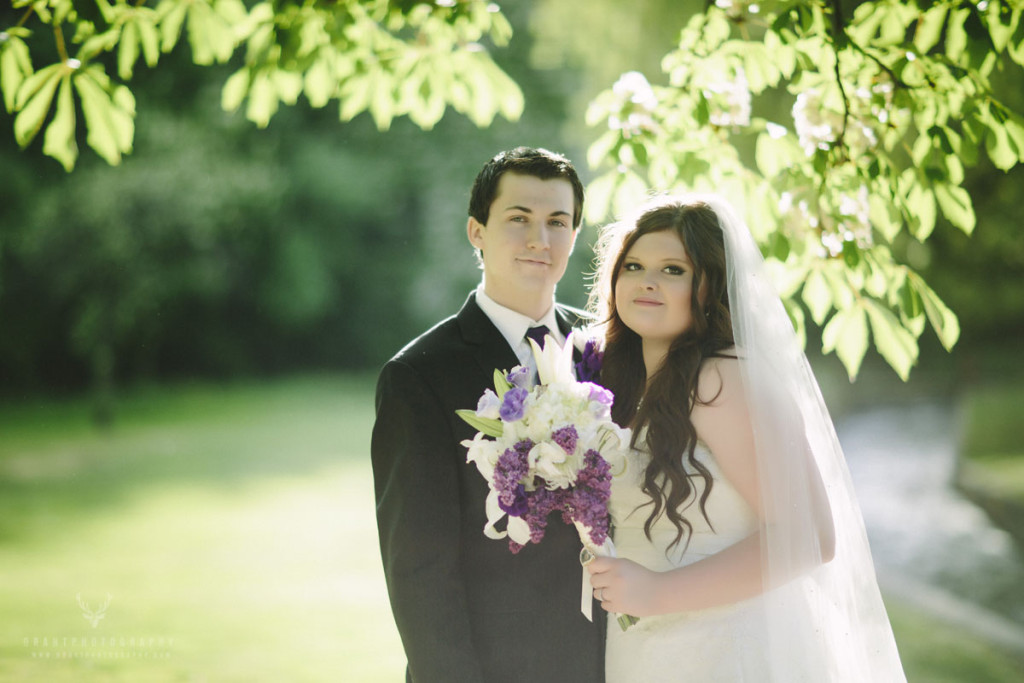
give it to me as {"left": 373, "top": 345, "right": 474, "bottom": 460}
{"left": 76, "top": 593, "right": 112, "bottom": 628}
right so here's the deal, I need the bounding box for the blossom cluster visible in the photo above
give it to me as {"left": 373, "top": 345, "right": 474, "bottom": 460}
{"left": 458, "top": 333, "right": 629, "bottom": 554}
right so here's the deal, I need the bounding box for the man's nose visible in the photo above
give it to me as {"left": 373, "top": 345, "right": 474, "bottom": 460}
{"left": 526, "top": 223, "right": 549, "bottom": 248}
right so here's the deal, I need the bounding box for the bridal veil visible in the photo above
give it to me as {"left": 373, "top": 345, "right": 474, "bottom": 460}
{"left": 705, "top": 193, "right": 906, "bottom": 681}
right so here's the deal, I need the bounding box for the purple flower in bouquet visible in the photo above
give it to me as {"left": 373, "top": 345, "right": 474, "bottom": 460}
{"left": 506, "top": 365, "right": 531, "bottom": 389}
{"left": 551, "top": 425, "right": 579, "bottom": 454}
{"left": 493, "top": 440, "right": 532, "bottom": 517}
{"left": 574, "top": 338, "right": 604, "bottom": 383}
{"left": 566, "top": 449, "right": 613, "bottom": 546}
{"left": 499, "top": 387, "right": 528, "bottom": 422}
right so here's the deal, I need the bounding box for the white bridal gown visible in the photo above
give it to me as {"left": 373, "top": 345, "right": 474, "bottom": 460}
{"left": 605, "top": 442, "right": 828, "bottom": 682}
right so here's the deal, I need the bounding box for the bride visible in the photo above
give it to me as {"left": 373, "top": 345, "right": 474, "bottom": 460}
{"left": 585, "top": 195, "right": 906, "bottom": 681}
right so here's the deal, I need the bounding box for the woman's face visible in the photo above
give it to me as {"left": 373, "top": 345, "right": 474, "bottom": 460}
{"left": 614, "top": 229, "right": 697, "bottom": 352}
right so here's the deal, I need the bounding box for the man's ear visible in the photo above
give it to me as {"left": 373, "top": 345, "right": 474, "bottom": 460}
{"left": 467, "top": 217, "right": 485, "bottom": 250}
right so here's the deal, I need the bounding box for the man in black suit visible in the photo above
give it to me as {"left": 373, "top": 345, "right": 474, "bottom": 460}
{"left": 371, "top": 147, "right": 605, "bottom": 682}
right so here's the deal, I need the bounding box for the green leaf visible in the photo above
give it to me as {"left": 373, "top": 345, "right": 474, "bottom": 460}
{"left": 587, "top": 130, "right": 620, "bottom": 171}
{"left": 868, "top": 193, "right": 902, "bottom": 243}
{"left": 933, "top": 182, "right": 976, "bottom": 234}
{"left": 612, "top": 171, "right": 649, "bottom": 220}
{"left": 369, "top": 69, "right": 395, "bottom": 130}
{"left": 1005, "top": 111, "right": 1024, "bottom": 159}
{"left": 14, "top": 62, "right": 62, "bottom": 110}
{"left": 984, "top": 2, "right": 1018, "bottom": 53}
{"left": 822, "top": 304, "right": 869, "bottom": 381}
{"left": 905, "top": 182, "right": 936, "bottom": 240}
{"left": 764, "top": 30, "right": 796, "bottom": 79}
{"left": 945, "top": 7, "right": 970, "bottom": 61}
{"left": 492, "top": 369, "right": 512, "bottom": 396}
{"left": 118, "top": 21, "right": 140, "bottom": 79}
{"left": 303, "top": 57, "right": 334, "bottom": 108}
{"left": 802, "top": 267, "right": 833, "bottom": 326}
{"left": 338, "top": 72, "right": 373, "bottom": 122}
{"left": 13, "top": 65, "right": 62, "bottom": 148}
{"left": 899, "top": 277, "right": 923, "bottom": 318}
{"left": 907, "top": 272, "right": 959, "bottom": 351}
{"left": 755, "top": 129, "right": 799, "bottom": 177}
{"left": 221, "top": 67, "right": 249, "bottom": 112}
{"left": 1, "top": 36, "right": 33, "bottom": 113}
{"left": 455, "top": 409, "right": 503, "bottom": 438}
{"left": 864, "top": 299, "right": 917, "bottom": 381}
{"left": 137, "top": 14, "right": 161, "bottom": 67}
{"left": 486, "top": 57, "right": 523, "bottom": 122}
{"left": 273, "top": 69, "right": 303, "bottom": 106}
{"left": 246, "top": 69, "right": 278, "bottom": 128}
{"left": 914, "top": 5, "right": 948, "bottom": 55}
{"left": 157, "top": 0, "right": 188, "bottom": 52}
{"left": 842, "top": 241, "right": 860, "bottom": 268}
{"left": 985, "top": 120, "right": 1019, "bottom": 171}
{"left": 73, "top": 69, "right": 135, "bottom": 165}
{"left": 42, "top": 75, "right": 78, "bottom": 171}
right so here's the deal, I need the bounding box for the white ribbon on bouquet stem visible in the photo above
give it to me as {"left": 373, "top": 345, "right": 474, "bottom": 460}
{"left": 574, "top": 521, "right": 637, "bottom": 630}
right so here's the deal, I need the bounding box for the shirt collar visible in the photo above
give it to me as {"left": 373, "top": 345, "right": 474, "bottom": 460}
{"left": 475, "top": 286, "right": 563, "bottom": 355}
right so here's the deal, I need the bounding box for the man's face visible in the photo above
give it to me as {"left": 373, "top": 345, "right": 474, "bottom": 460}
{"left": 467, "top": 173, "right": 578, "bottom": 315}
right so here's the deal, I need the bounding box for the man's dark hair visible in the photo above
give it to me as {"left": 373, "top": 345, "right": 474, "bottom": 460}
{"left": 468, "top": 146, "right": 585, "bottom": 228}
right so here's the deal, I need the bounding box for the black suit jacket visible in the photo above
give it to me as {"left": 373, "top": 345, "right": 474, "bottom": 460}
{"left": 371, "top": 293, "right": 606, "bottom": 683}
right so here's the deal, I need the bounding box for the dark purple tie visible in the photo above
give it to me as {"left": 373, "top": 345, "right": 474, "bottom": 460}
{"left": 524, "top": 325, "right": 551, "bottom": 384}
{"left": 525, "top": 325, "right": 551, "bottom": 349}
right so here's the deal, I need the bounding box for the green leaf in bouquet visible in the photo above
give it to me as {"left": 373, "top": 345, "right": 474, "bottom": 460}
{"left": 455, "top": 409, "right": 503, "bottom": 438}
{"left": 492, "top": 368, "right": 512, "bottom": 395}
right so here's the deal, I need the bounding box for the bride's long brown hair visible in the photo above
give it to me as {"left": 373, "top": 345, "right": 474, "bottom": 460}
{"left": 589, "top": 198, "right": 735, "bottom": 551}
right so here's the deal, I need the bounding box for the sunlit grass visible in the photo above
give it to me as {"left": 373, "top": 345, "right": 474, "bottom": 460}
{"left": 0, "top": 375, "right": 403, "bottom": 682}
{"left": 1, "top": 374, "right": 1021, "bottom": 681}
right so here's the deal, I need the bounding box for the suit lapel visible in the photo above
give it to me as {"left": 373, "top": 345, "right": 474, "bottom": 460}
{"left": 457, "top": 293, "right": 521, "bottom": 378}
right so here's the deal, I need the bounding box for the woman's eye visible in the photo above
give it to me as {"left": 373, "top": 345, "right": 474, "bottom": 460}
{"left": 623, "top": 262, "right": 641, "bottom": 272}
{"left": 665, "top": 265, "right": 685, "bottom": 275}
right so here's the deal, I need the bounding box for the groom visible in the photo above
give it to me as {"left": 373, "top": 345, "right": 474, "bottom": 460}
{"left": 371, "top": 147, "right": 605, "bottom": 682}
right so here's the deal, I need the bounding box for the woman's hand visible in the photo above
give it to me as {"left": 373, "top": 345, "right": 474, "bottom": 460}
{"left": 586, "top": 556, "right": 665, "bottom": 618}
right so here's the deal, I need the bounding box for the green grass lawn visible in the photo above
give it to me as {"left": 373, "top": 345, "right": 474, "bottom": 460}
{"left": 0, "top": 375, "right": 403, "bottom": 682}
{"left": 0, "top": 374, "right": 1021, "bottom": 681}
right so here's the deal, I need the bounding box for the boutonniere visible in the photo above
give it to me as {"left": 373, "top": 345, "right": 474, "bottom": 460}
{"left": 573, "top": 335, "right": 604, "bottom": 384}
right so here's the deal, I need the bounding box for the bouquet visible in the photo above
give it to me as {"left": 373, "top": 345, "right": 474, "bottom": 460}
{"left": 457, "top": 332, "right": 637, "bottom": 629}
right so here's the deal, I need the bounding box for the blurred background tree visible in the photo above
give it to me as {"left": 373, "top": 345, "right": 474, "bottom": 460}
{"left": 1, "top": 0, "right": 1022, "bottom": 419}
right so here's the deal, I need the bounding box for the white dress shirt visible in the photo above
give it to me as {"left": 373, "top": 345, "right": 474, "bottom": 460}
{"left": 475, "top": 287, "right": 564, "bottom": 373}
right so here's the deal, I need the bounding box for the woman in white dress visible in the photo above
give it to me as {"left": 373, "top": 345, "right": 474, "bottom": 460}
{"left": 585, "top": 195, "right": 906, "bottom": 681}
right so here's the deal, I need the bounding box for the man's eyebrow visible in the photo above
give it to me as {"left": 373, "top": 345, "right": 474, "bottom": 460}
{"left": 502, "top": 204, "right": 571, "bottom": 217}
